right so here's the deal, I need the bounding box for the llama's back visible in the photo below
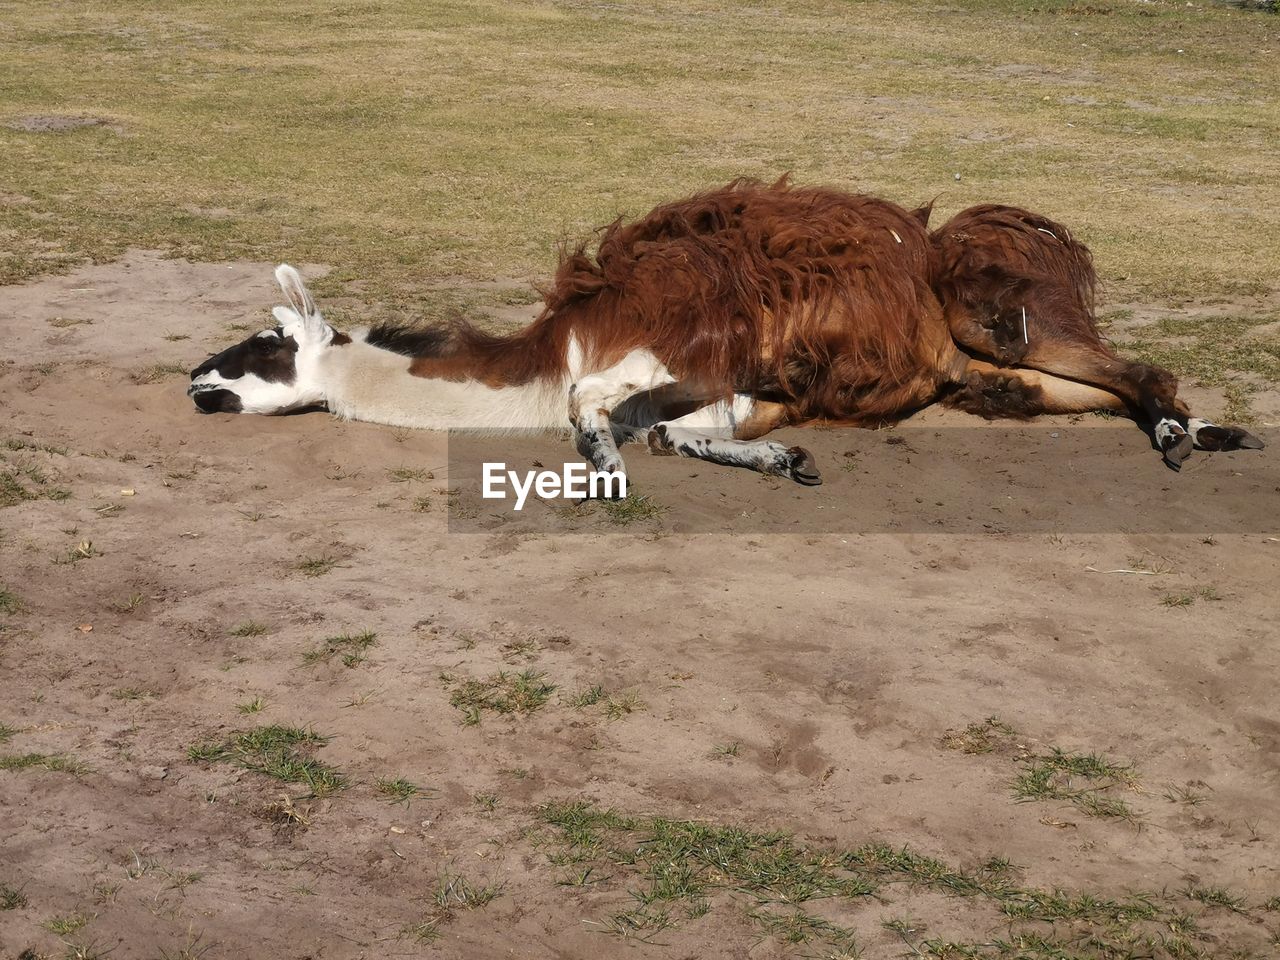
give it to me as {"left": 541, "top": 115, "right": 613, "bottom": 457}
{"left": 544, "top": 177, "right": 950, "bottom": 411}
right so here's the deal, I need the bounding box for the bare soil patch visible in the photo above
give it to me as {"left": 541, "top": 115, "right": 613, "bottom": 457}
{"left": 2, "top": 255, "right": 1279, "bottom": 958}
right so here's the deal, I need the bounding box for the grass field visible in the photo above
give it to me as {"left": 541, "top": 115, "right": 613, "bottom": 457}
{"left": 3, "top": 2, "right": 1280, "bottom": 958}
{"left": 2, "top": 0, "right": 1278, "bottom": 306}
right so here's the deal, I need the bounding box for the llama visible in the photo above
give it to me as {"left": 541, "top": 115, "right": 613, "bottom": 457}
{"left": 187, "top": 178, "right": 1261, "bottom": 485}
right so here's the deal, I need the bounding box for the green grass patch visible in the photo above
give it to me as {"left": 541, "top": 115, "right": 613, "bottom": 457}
{"left": 535, "top": 800, "right": 1260, "bottom": 956}
{"left": 402, "top": 871, "right": 504, "bottom": 943}
{"left": 0, "top": 752, "right": 89, "bottom": 774}
{"left": 444, "top": 670, "right": 556, "bottom": 725}
{"left": 0, "top": 587, "right": 20, "bottom": 615}
{"left": 295, "top": 554, "right": 340, "bottom": 578}
{"left": 1012, "top": 748, "right": 1142, "bottom": 822}
{"left": 0, "top": 882, "right": 27, "bottom": 910}
{"left": 302, "top": 629, "right": 377, "bottom": 667}
{"left": 566, "top": 685, "right": 644, "bottom": 720}
{"left": 44, "top": 911, "right": 91, "bottom": 936}
{"left": 0, "top": 462, "right": 71, "bottom": 508}
{"left": 187, "top": 725, "right": 346, "bottom": 796}
{"left": 229, "top": 621, "right": 269, "bottom": 637}
{"left": 0, "top": 723, "right": 20, "bottom": 744}
{"left": 944, "top": 720, "right": 1144, "bottom": 823}
{"left": 376, "top": 776, "right": 425, "bottom": 805}
{"left": 600, "top": 494, "right": 664, "bottom": 526}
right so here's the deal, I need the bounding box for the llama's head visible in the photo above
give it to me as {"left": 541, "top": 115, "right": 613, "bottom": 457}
{"left": 188, "top": 265, "right": 344, "bottom": 415}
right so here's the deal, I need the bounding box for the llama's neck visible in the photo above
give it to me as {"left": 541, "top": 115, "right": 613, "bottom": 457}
{"left": 317, "top": 335, "right": 570, "bottom": 433}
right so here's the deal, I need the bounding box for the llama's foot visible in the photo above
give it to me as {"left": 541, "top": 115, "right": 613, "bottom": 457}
{"left": 1155, "top": 417, "right": 1194, "bottom": 470}
{"left": 1188, "top": 418, "right": 1265, "bottom": 452}
{"left": 778, "top": 446, "right": 822, "bottom": 486}
{"left": 646, "top": 425, "right": 821, "bottom": 485}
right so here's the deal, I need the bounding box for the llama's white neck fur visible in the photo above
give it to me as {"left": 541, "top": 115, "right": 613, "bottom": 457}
{"left": 315, "top": 332, "right": 571, "bottom": 433}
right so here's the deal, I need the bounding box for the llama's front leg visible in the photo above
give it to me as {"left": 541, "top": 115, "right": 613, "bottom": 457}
{"left": 645, "top": 399, "right": 821, "bottom": 485}
{"left": 567, "top": 349, "right": 675, "bottom": 481}
{"left": 569, "top": 384, "right": 627, "bottom": 476}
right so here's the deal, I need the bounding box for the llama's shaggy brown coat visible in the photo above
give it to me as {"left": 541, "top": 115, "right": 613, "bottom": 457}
{"left": 406, "top": 177, "right": 964, "bottom": 423}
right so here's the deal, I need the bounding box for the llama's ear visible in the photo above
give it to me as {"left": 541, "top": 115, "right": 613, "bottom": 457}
{"left": 274, "top": 264, "right": 327, "bottom": 339}
{"left": 272, "top": 305, "right": 302, "bottom": 327}
{"left": 275, "top": 264, "right": 318, "bottom": 320}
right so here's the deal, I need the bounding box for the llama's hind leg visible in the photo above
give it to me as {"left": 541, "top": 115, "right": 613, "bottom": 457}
{"left": 946, "top": 360, "right": 1127, "bottom": 418}
{"left": 1187, "top": 418, "right": 1265, "bottom": 453}
{"left": 645, "top": 399, "right": 821, "bottom": 485}
{"left": 1014, "top": 341, "right": 1261, "bottom": 469}
{"left": 949, "top": 360, "right": 1264, "bottom": 461}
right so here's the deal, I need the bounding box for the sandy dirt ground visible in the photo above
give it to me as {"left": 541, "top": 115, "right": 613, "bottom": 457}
{"left": 2, "top": 253, "right": 1279, "bottom": 958}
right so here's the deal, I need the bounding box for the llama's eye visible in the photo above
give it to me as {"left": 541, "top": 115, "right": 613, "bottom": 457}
{"left": 254, "top": 336, "right": 277, "bottom": 351}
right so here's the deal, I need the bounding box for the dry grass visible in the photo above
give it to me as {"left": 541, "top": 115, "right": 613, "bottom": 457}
{"left": 0, "top": 0, "right": 1276, "bottom": 317}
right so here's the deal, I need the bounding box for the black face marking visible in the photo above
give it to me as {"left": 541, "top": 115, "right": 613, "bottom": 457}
{"left": 192, "top": 388, "right": 243, "bottom": 414}
{"left": 189, "top": 327, "right": 299, "bottom": 384}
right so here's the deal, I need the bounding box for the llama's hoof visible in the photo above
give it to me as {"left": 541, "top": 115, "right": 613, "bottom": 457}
{"left": 786, "top": 446, "right": 822, "bottom": 486}
{"left": 1160, "top": 431, "right": 1194, "bottom": 470}
{"left": 1193, "top": 423, "right": 1265, "bottom": 452}
{"left": 647, "top": 425, "right": 676, "bottom": 456}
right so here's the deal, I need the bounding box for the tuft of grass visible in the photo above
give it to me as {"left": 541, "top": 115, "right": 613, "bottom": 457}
{"left": 257, "top": 794, "right": 311, "bottom": 834}
{"left": 604, "top": 692, "right": 644, "bottom": 720}
{"left": 941, "top": 717, "right": 1017, "bottom": 754}
{"left": 566, "top": 685, "right": 643, "bottom": 720}
{"left": 376, "top": 776, "right": 424, "bottom": 805}
{"left": 44, "top": 911, "right": 92, "bottom": 935}
{"left": 1, "top": 461, "right": 72, "bottom": 508}
{"left": 236, "top": 696, "right": 267, "bottom": 715}
{"left": 229, "top": 621, "right": 269, "bottom": 637}
{"left": 750, "top": 908, "right": 858, "bottom": 954}
{"left": 110, "top": 687, "right": 154, "bottom": 701}
{"left": 402, "top": 871, "right": 503, "bottom": 943}
{"left": 445, "top": 670, "right": 556, "bottom": 724}
{"left": 388, "top": 466, "right": 432, "bottom": 483}
{"left": 412, "top": 495, "right": 432, "bottom": 513}
{"left": 302, "top": 629, "right": 377, "bottom": 667}
{"left": 600, "top": 494, "right": 664, "bottom": 526}
{"left": 1184, "top": 884, "right": 1246, "bottom": 912}
{"left": 1161, "top": 593, "right": 1195, "bottom": 608}
{"left": 473, "top": 791, "right": 499, "bottom": 812}
{"left": 54, "top": 540, "right": 97, "bottom": 565}
{"left": 187, "top": 725, "right": 346, "bottom": 796}
{"left": 432, "top": 871, "right": 503, "bottom": 913}
{"left": 296, "top": 554, "right": 340, "bottom": 578}
{"left": 566, "top": 685, "right": 607, "bottom": 708}
{"left": 1013, "top": 748, "right": 1141, "bottom": 822}
{"left": 111, "top": 592, "right": 145, "bottom": 612}
{"left": 0, "top": 587, "right": 20, "bottom": 615}
{"left": 0, "top": 752, "right": 89, "bottom": 775}
{"left": 1, "top": 882, "right": 27, "bottom": 910}
{"left": 1164, "top": 781, "right": 1211, "bottom": 806}
{"left": 156, "top": 929, "right": 215, "bottom": 960}
{"left": 0, "top": 722, "right": 20, "bottom": 744}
